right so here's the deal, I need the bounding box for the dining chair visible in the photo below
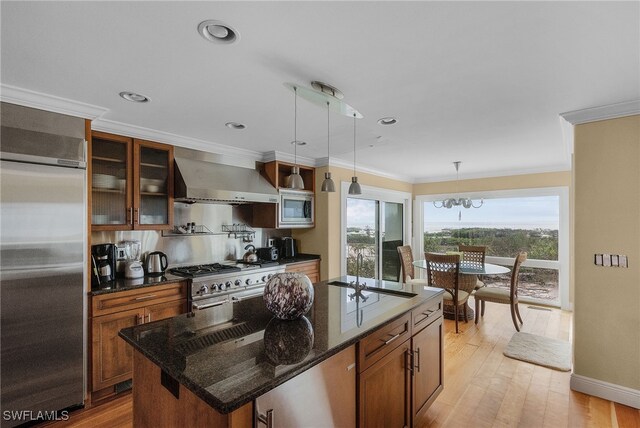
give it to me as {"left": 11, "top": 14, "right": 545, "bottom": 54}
{"left": 425, "top": 252, "right": 468, "bottom": 333}
{"left": 458, "top": 244, "right": 487, "bottom": 290}
{"left": 474, "top": 251, "right": 527, "bottom": 331}
{"left": 397, "top": 245, "right": 428, "bottom": 286}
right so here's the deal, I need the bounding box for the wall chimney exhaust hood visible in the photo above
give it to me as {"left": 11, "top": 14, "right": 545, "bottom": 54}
{"left": 173, "top": 148, "right": 278, "bottom": 204}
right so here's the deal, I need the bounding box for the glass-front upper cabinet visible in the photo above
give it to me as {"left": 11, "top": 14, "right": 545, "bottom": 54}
{"left": 133, "top": 139, "right": 173, "bottom": 229}
{"left": 91, "top": 132, "right": 132, "bottom": 229}
{"left": 90, "top": 132, "right": 173, "bottom": 230}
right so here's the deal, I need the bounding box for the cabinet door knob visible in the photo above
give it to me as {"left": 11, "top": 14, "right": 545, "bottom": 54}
{"left": 414, "top": 347, "right": 421, "bottom": 373}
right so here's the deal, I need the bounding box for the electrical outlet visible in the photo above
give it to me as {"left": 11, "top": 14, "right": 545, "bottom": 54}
{"left": 267, "top": 238, "right": 275, "bottom": 247}
{"left": 116, "top": 248, "right": 127, "bottom": 260}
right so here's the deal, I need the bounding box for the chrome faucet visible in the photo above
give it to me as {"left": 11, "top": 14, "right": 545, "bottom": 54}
{"left": 349, "top": 253, "right": 368, "bottom": 301}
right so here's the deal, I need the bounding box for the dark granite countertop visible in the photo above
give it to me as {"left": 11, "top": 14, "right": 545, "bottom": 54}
{"left": 90, "top": 273, "right": 188, "bottom": 295}
{"left": 119, "top": 276, "right": 443, "bottom": 414}
{"left": 90, "top": 255, "right": 321, "bottom": 296}
{"left": 277, "top": 253, "right": 320, "bottom": 264}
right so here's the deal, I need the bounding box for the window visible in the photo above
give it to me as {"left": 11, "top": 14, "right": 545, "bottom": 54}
{"left": 341, "top": 184, "right": 411, "bottom": 282}
{"left": 415, "top": 187, "right": 569, "bottom": 309}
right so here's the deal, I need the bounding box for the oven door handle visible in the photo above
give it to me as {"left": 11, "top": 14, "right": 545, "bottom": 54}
{"left": 192, "top": 299, "right": 229, "bottom": 310}
{"left": 231, "top": 292, "right": 264, "bottom": 302}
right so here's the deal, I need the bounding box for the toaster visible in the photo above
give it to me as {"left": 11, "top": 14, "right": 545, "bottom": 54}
{"left": 257, "top": 247, "right": 279, "bottom": 261}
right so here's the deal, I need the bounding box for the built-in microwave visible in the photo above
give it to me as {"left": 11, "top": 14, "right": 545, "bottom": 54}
{"left": 279, "top": 189, "right": 314, "bottom": 227}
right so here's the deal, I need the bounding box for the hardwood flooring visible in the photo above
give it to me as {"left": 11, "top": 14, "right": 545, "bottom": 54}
{"left": 50, "top": 299, "right": 639, "bottom": 428}
{"left": 420, "top": 299, "right": 640, "bottom": 428}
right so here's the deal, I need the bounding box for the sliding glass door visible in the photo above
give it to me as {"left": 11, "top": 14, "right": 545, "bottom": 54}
{"left": 342, "top": 184, "right": 411, "bottom": 282}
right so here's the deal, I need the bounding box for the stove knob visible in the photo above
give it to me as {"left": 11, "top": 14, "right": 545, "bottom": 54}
{"left": 234, "top": 279, "right": 242, "bottom": 286}
{"left": 245, "top": 278, "right": 253, "bottom": 285}
{"left": 198, "top": 285, "right": 209, "bottom": 295}
{"left": 267, "top": 274, "right": 273, "bottom": 279}
{"left": 225, "top": 281, "right": 233, "bottom": 289}
{"left": 217, "top": 283, "right": 225, "bottom": 291}
{"left": 261, "top": 275, "right": 267, "bottom": 282}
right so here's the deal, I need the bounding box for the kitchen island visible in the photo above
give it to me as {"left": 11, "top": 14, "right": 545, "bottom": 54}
{"left": 120, "top": 277, "right": 444, "bottom": 427}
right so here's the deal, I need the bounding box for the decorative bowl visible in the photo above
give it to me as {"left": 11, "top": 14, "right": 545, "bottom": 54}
{"left": 263, "top": 272, "right": 314, "bottom": 320}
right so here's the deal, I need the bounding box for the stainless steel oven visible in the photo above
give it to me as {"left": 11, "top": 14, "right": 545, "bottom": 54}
{"left": 169, "top": 264, "right": 285, "bottom": 324}
{"left": 279, "top": 190, "right": 313, "bottom": 227}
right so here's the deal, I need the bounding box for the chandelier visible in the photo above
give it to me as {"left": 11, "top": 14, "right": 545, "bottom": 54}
{"left": 433, "top": 161, "right": 483, "bottom": 220}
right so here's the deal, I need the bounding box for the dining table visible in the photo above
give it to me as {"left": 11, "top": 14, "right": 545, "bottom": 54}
{"left": 412, "top": 260, "right": 511, "bottom": 320}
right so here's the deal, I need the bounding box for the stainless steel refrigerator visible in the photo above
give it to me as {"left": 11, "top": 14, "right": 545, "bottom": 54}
{"left": 1, "top": 103, "right": 85, "bottom": 427}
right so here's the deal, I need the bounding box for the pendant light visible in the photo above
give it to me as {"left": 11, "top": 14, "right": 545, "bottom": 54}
{"left": 286, "top": 86, "right": 305, "bottom": 190}
{"left": 321, "top": 101, "right": 336, "bottom": 192}
{"left": 348, "top": 113, "right": 362, "bottom": 195}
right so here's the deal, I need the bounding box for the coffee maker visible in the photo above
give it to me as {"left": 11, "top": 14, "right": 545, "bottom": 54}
{"left": 91, "top": 243, "right": 116, "bottom": 286}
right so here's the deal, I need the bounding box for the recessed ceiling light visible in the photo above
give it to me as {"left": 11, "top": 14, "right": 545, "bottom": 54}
{"left": 119, "top": 91, "right": 150, "bottom": 103}
{"left": 225, "top": 122, "right": 246, "bottom": 130}
{"left": 377, "top": 117, "right": 397, "bottom": 125}
{"left": 198, "top": 20, "right": 239, "bottom": 44}
{"left": 291, "top": 141, "right": 307, "bottom": 146}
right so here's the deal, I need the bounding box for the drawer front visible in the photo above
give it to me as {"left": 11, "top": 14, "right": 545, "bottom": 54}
{"left": 92, "top": 282, "right": 187, "bottom": 317}
{"left": 411, "top": 297, "right": 443, "bottom": 334}
{"left": 358, "top": 313, "right": 411, "bottom": 372}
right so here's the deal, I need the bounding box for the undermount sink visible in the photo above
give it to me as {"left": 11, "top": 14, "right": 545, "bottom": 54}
{"left": 327, "top": 280, "right": 417, "bottom": 298}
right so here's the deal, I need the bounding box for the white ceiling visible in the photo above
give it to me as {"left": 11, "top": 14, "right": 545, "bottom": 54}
{"left": 2, "top": 1, "right": 639, "bottom": 182}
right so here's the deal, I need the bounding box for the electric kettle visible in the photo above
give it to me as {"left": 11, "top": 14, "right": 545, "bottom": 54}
{"left": 145, "top": 251, "right": 168, "bottom": 276}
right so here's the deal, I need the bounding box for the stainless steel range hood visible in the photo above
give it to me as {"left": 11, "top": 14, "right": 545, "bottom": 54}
{"left": 174, "top": 147, "right": 278, "bottom": 204}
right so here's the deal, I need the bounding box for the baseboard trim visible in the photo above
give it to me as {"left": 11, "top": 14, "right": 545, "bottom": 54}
{"left": 570, "top": 373, "right": 640, "bottom": 409}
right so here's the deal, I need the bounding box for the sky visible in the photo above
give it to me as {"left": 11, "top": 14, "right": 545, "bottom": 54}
{"left": 346, "top": 196, "right": 559, "bottom": 231}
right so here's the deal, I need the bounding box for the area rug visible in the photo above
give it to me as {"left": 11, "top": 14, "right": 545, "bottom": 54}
{"left": 504, "top": 332, "right": 571, "bottom": 371}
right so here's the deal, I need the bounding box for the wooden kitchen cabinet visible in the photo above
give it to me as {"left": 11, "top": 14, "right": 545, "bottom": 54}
{"left": 90, "top": 282, "right": 187, "bottom": 397}
{"left": 358, "top": 340, "right": 412, "bottom": 428}
{"left": 90, "top": 131, "right": 173, "bottom": 230}
{"left": 261, "top": 160, "right": 315, "bottom": 192}
{"left": 411, "top": 315, "right": 444, "bottom": 422}
{"left": 357, "top": 295, "right": 444, "bottom": 427}
{"left": 285, "top": 259, "right": 320, "bottom": 283}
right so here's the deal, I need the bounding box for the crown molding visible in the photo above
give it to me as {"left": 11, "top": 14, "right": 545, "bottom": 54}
{"left": 415, "top": 163, "right": 571, "bottom": 184}
{"left": 0, "top": 84, "right": 108, "bottom": 119}
{"left": 560, "top": 99, "right": 640, "bottom": 125}
{"left": 261, "top": 150, "right": 317, "bottom": 167}
{"left": 92, "top": 118, "right": 264, "bottom": 161}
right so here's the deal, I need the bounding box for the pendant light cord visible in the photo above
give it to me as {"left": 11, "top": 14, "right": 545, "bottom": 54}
{"left": 353, "top": 113, "right": 357, "bottom": 176}
{"left": 327, "top": 102, "right": 330, "bottom": 160}
{"left": 294, "top": 87, "right": 298, "bottom": 166}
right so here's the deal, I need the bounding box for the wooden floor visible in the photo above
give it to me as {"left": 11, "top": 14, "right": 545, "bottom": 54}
{"left": 419, "top": 299, "right": 640, "bottom": 428}
{"left": 52, "top": 299, "right": 639, "bottom": 428}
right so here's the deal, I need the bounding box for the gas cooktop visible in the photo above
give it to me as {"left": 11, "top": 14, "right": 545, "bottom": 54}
{"left": 168, "top": 263, "right": 242, "bottom": 278}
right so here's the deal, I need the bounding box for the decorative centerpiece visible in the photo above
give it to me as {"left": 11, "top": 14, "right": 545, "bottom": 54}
{"left": 263, "top": 316, "right": 314, "bottom": 365}
{"left": 263, "top": 272, "right": 314, "bottom": 320}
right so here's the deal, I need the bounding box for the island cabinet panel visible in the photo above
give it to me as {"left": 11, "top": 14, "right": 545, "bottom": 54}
{"left": 132, "top": 350, "right": 252, "bottom": 428}
{"left": 358, "top": 313, "right": 411, "bottom": 372}
{"left": 412, "top": 315, "right": 444, "bottom": 422}
{"left": 90, "top": 282, "right": 187, "bottom": 395}
{"left": 358, "top": 341, "right": 411, "bottom": 428}
{"left": 285, "top": 259, "right": 320, "bottom": 283}
{"left": 255, "top": 345, "right": 356, "bottom": 427}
